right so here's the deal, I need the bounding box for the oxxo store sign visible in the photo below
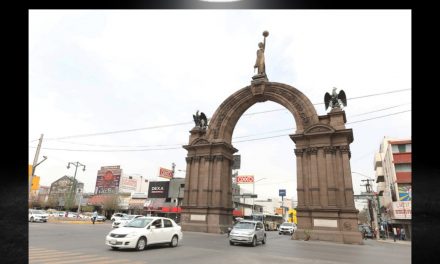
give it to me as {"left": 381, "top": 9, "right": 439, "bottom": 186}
{"left": 148, "top": 181, "right": 170, "bottom": 198}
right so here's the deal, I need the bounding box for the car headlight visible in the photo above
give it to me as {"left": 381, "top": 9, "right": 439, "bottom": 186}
{"left": 126, "top": 232, "right": 138, "bottom": 238}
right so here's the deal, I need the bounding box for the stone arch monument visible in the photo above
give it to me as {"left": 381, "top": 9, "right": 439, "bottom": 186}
{"left": 180, "top": 33, "right": 362, "bottom": 244}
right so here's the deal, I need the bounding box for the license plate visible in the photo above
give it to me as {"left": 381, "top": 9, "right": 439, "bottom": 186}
{"left": 109, "top": 240, "right": 117, "bottom": 245}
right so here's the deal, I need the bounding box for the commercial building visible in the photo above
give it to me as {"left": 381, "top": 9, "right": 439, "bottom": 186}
{"left": 48, "top": 175, "right": 84, "bottom": 210}
{"left": 374, "top": 137, "right": 411, "bottom": 240}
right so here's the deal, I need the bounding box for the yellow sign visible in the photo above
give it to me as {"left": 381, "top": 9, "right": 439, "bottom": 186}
{"left": 29, "top": 164, "right": 33, "bottom": 177}
{"left": 287, "top": 208, "right": 297, "bottom": 224}
{"left": 31, "top": 176, "right": 40, "bottom": 191}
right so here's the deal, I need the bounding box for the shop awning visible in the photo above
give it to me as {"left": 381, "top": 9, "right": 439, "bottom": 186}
{"left": 161, "top": 206, "right": 182, "bottom": 213}
{"left": 144, "top": 198, "right": 167, "bottom": 211}
{"left": 129, "top": 198, "right": 147, "bottom": 209}
{"left": 233, "top": 209, "right": 243, "bottom": 217}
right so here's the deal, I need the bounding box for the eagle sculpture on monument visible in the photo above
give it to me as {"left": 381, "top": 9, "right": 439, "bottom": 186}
{"left": 324, "top": 87, "right": 347, "bottom": 111}
{"left": 193, "top": 110, "right": 208, "bottom": 129}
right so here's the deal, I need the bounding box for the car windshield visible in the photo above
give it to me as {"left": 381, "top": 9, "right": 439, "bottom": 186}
{"left": 234, "top": 222, "right": 256, "bottom": 230}
{"left": 125, "top": 218, "right": 153, "bottom": 228}
{"left": 281, "top": 223, "right": 293, "bottom": 227}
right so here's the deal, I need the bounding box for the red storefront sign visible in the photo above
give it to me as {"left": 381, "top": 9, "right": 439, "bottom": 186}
{"left": 236, "top": 175, "right": 254, "bottom": 184}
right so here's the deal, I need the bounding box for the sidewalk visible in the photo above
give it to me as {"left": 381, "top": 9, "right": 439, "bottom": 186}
{"left": 376, "top": 238, "right": 411, "bottom": 245}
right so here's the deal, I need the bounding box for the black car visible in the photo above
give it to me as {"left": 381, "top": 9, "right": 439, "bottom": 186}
{"left": 358, "top": 225, "right": 374, "bottom": 239}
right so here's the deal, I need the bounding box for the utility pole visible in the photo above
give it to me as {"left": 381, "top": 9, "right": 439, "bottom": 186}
{"left": 361, "top": 179, "right": 379, "bottom": 240}
{"left": 29, "top": 134, "right": 46, "bottom": 194}
{"left": 66, "top": 162, "right": 86, "bottom": 211}
{"left": 171, "top": 162, "right": 176, "bottom": 178}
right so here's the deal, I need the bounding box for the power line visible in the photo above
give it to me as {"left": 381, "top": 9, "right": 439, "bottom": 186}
{"left": 30, "top": 108, "right": 410, "bottom": 152}
{"left": 37, "top": 88, "right": 410, "bottom": 142}
{"left": 41, "top": 101, "right": 410, "bottom": 149}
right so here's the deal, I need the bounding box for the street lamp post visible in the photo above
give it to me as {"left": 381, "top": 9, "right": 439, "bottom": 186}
{"left": 66, "top": 162, "right": 86, "bottom": 211}
{"left": 252, "top": 178, "right": 267, "bottom": 213}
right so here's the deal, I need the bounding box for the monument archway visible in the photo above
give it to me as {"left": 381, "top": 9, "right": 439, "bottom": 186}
{"left": 180, "top": 78, "right": 362, "bottom": 244}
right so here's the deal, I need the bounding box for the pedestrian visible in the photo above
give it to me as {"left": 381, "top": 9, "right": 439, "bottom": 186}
{"left": 92, "top": 210, "right": 98, "bottom": 224}
{"left": 392, "top": 227, "right": 397, "bottom": 242}
{"left": 400, "top": 228, "right": 406, "bottom": 240}
{"left": 65, "top": 211, "right": 68, "bottom": 217}
{"left": 362, "top": 229, "right": 367, "bottom": 240}
{"left": 396, "top": 228, "right": 401, "bottom": 240}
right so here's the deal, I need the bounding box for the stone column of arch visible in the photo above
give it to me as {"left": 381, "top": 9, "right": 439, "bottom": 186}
{"left": 180, "top": 80, "right": 362, "bottom": 244}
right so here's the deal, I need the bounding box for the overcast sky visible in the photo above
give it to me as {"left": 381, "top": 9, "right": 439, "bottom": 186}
{"left": 29, "top": 10, "right": 411, "bottom": 209}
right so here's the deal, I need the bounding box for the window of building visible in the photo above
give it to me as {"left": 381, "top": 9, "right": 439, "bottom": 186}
{"left": 395, "top": 163, "right": 411, "bottom": 172}
{"left": 392, "top": 144, "right": 411, "bottom": 153}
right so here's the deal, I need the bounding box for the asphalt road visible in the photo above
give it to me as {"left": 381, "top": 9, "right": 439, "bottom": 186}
{"left": 30, "top": 222, "right": 411, "bottom": 264}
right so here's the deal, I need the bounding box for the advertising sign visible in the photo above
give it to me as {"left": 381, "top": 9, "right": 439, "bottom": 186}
{"left": 148, "top": 181, "right": 170, "bottom": 198}
{"left": 120, "top": 176, "right": 138, "bottom": 192}
{"left": 159, "top": 167, "right": 174, "bottom": 180}
{"left": 94, "top": 165, "right": 122, "bottom": 194}
{"left": 236, "top": 175, "right": 254, "bottom": 184}
{"left": 31, "top": 176, "right": 40, "bottom": 191}
{"left": 398, "top": 185, "right": 412, "bottom": 201}
{"left": 279, "top": 189, "right": 286, "bottom": 197}
{"left": 391, "top": 201, "right": 411, "bottom": 219}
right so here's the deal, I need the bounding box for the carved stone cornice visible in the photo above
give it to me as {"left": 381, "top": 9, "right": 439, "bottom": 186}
{"left": 193, "top": 156, "right": 201, "bottom": 162}
{"left": 185, "top": 157, "right": 193, "bottom": 163}
{"left": 339, "top": 145, "right": 350, "bottom": 153}
{"left": 306, "top": 147, "right": 318, "bottom": 155}
{"left": 214, "top": 155, "right": 224, "bottom": 161}
{"left": 324, "top": 146, "right": 336, "bottom": 154}
{"left": 203, "top": 155, "right": 215, "bottom": 162}
{"left": 339, "top": 145, "right": 351, "bottom": 158}
{"left": 294, "top": 149, "right": 304, "bottom": 156}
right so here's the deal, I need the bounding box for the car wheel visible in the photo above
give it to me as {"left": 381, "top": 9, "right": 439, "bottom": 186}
{"left": 30, "top": 217, "right": 34, "bottom": 222}
{"left": 262, "top": 235, "right": 267, "bottom": 245}
{"left": 251, "top": 236, "right": 257, "bottom": 247}
{"left": 229, "top": 241, "right": 234, "bottom": 246}
{"left": 170, "top": 235, "right": 179, "bottom": 247}
{"left": 136, "top": 237, "right": 146, "bottom": 251}
{"left": 111, "top": 247, "right": 118, "bottom": 250}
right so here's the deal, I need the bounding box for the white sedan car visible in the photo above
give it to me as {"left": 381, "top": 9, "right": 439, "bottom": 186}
{"left": 112, "top": 215, "right": 143, "bottom": 228}
{"left": 29, "top": 209, "right": 48, "bottom": 222}
{"left": 106, "top": 217, "right": 182, "bottom": 251}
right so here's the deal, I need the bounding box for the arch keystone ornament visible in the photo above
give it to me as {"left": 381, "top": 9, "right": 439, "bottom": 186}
{"left": 180, "top": 34, "right": 362, "bottom": 244}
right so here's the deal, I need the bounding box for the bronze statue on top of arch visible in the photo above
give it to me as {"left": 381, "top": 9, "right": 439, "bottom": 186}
{"left": 193, "top": 110, "right": 208, "bottom": 129}
{"left": 324, "top": 87, "right": 347, "bottom": 111}
{"left": 253, "top": 31, "right": 269, "bottom": 79}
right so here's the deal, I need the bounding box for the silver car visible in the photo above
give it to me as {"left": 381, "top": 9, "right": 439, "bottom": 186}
{"left": 229, "top": 220, "right": 266, "bottom": 246}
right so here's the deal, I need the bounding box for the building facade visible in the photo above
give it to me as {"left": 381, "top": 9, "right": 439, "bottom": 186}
{"left": 48, "top": 175, "right": 84, "bottom": 210}
{"left": 374, "top": 137, "right": 411, "bottom": 240}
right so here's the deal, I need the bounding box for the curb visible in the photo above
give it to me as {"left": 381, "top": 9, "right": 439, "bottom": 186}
{"left": 376, "top": 239, "right": 411, "bottom": 245}
{"left": 48, "top": 220, "right": 106, "bottom": 224}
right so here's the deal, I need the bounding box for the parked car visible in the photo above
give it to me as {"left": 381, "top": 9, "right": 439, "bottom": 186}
{"left": 29, "top": 209, "right": 48, "bottom": 222}
{"left": 111, "top": 213, "right": 127, "bottom": 222}
{"left": 229, "top": 220, "right": 266, "bottom": 247}
{"left": 112, "top": 215, "right": 143, "bottom": 228}
{"left": 105, "top": 216, "right": 183, "bottom": 250}
{"left": 96, "top": 215, "right": 107, "bottom": 222}
{"left": 278, "top": 222, "right": 297, "bottom": 235}
{"left": 358, "top": 224, "right": 374, "bottom": 239}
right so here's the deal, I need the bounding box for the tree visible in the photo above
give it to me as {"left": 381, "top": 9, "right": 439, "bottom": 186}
{"left": 358, "top": 208, "right": 370, "bottom": 225}
{"left": 101, "top": 193, "right": 120, "bottom": 217}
